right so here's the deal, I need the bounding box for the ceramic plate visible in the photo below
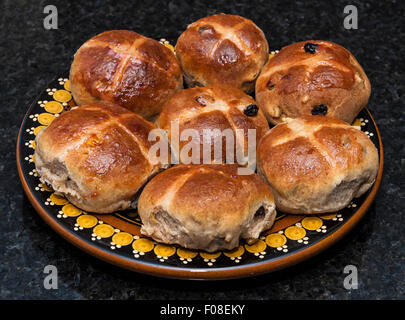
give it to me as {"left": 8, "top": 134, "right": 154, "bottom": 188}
{"left": 17, "top": 51, "right": 383, "bottom": 280}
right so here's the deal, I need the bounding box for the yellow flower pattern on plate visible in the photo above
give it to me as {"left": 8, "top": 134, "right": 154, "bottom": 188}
{"left": 49, "top": 193, "right": 68, "bottom": 205}
{"left": 132, "top": 238, "right": 155, "bottom": 253}
{"left": 63, "top": 80, "right": 70, "bottom": 91}
{"left": 245, "top": 240, "right": 266, "bottom": 253}
{"left": 177, "top": 248, "right": 198, "bottom": 260}
{"left": 224, "top": 245, "right": 245, "bottom": 258}
{"left": 301, "top": 217, "right": 323, "bottom": 230}
{"left": 199, "top": 251, "right": 221, "bottom": 260}
{"left": 53, "top": 89, "right": 72, "bottom": 102}
{"left": 33, "top": 126, "right": 46, "bottom": 136}
{"left": 154, "top": 244, "right": 176, "bottom": 258}
{"left": 37, "top": 113, "right": 55, "bottom": 126}
{"left": 266, "top": 233, "right": 287, "bottom": 248}
{"left": 76, "top": 215, "right": 98, "bottom": 228}
{"left": 44, "top": 101, "right": 63, "bottom": 114}
{"left": 61, "top": 204, "right": 82, "bottom": 217}
{"left": 93, "top": 224, "right": 115, "bottom": 238}
{"left": 284, "top": 226, "right": 306, "bottom": 240}
{"left": 112, "top": 232, "right": 133, "bottom": 246}
{"left": 320, "top": 213, "right": 337, "bottom": 220}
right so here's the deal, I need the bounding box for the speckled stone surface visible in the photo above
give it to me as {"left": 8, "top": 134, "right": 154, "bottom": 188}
{"left": 1, "top": 0, "right": 404, "bottom": 299}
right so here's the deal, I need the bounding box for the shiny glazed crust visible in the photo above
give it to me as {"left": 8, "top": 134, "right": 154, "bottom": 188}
{"left": 175, "top": 14, "right": 269, "bottom": 93}
{"left": 138, "top": 164, "right": 276, "bottom": 252}
{"left": 257, "top": 116, "right": 379, "bottom": 214}
{"left": 69, "top": 30, "right": 183, "bottom": 120}
{"left": 255, "top": 40, "right": 371, "bottom": 125}
{"left": 35, "top": 102, "right": 166, "bottom": 213}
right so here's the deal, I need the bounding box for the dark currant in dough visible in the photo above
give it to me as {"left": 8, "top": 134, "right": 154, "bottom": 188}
{"left": 311, "top": 104, "right": 328, "bottom": 115}
{"left": 198, "top": 25, "right": 213, "bottom": 35}
{"left": 254, "top": 206, "right": 265, "bottom": 218}
{"left": 195, "top": 96, "right": 207, "bottom": 106}
{"left": 267, "top": 79, "right": 275, "bottom": 90}
{"left": 304, "top": 42, "right": 318, "bottom": 54}
{"left": 244, "top": 104, "right": 259, "bottom": 117}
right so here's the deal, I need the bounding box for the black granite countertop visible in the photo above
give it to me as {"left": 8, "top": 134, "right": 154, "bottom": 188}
{"left": 1, "top": 0, "right": 404, "bottom": 299}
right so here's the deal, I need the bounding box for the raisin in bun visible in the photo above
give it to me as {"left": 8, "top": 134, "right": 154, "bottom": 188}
{"left": 175, "top": 14, "right": 269, "bottom": 93}
{"left": 35, "top": 102, "right": 166, "bottom": 213}
{"left": 138, "top": 164, "right": 276, "bottom": 252}
{"left": 155, "top": 84, "right": 269, "bottom": 165}
{"left": 257, "top": 116, "right": 379, "bottom": 214}
{"left": 69, "top": 30, "right": 183, "bottom": 120}
{"left": 256, "top": 40, "right": 371, "bottom": 125}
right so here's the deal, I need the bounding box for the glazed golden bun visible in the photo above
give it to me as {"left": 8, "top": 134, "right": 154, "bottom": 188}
{"left": 155, "top": 84, "right": 269, "bottom": 165}
{"left": 138, "top": 164, "right": 276, "bottom": 252}
{"left": 35, "top": 102, "right": 166, "bottom": 213}
{"left": 175, "top": 13, "right": 269, "bottom": 93}
{"left": 69, "top": 30, "right": 183, "bottom": 120}
{"left": 257, "top": 116, "right": 379, "bottom": 214}
{"left": 256, "top": 40, "right": 371, "bottom": 125}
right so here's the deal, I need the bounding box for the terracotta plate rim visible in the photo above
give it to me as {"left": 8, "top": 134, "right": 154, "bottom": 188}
{"left": 16, "top": 89, "right": 384, "bottom": 280}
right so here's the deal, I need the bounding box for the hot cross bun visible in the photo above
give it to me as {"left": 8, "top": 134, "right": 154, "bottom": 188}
{"left": 69, "top": 30, "right": 183, "bottom": 120}
{"left": 155, "top": 84, "right": 269, "bottom": 165}
{"left": 35, "top": 102, "right": 167, "bottom": 213}
{"left": 255, "top": 40, "right": 371, "bottom": 125}
{"left": 175, "top": 14, "right": 269, "bottom": 93}
{"left": 138, "top": 164, "right": 276, "bottom": 252}
{"left": 257, "top": 116, "right": 379, "bottom": 214}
